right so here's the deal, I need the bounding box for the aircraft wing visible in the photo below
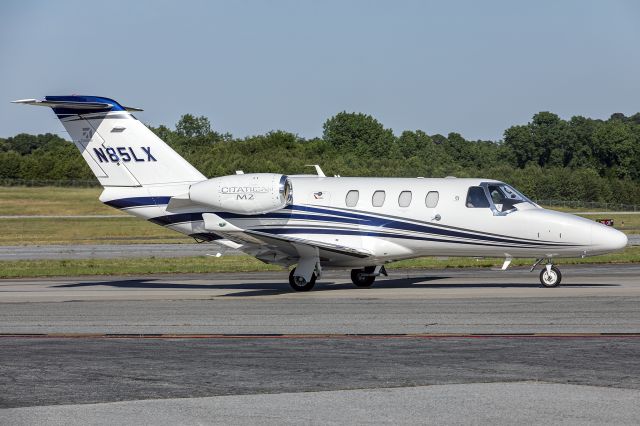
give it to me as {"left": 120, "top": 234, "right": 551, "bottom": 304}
{"left": 245, "top": 229, "right": 373, "bottom": 260}
{"left": 199, "top": 212, "right": 372, "bottom": 263}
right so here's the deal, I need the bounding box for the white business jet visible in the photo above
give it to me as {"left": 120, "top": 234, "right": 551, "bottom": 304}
{"left": 13, "top": 96, "right": 628, "bottom": 291}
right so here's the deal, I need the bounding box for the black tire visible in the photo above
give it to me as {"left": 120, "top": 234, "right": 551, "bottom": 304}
{"left": 351, "top": 266, "right": 376, "bottom": 288}
{"left": 539, "top": 265, "right": 562, "bottom": 288}
{"left": 289, "top": 267, "right": 316, "bottom": 291}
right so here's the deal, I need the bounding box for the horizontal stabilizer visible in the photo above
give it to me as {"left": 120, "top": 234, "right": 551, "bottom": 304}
{"left": 12, "top": 98, "right": 143, "bottom": 112}
{"left": 12, "top": 99, "right": 112, "bottom": 109}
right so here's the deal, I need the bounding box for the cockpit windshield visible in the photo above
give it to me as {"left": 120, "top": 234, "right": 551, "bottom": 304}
{"left": 487, "top": 183, "right": 534, "bottom": 213}
{"left": 465, "top": 183, "right": 536, "bottom": 215}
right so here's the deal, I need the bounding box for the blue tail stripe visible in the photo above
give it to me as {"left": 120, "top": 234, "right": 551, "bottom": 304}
{"left": 46, "top": 95, "right": 127, "bottom": 116}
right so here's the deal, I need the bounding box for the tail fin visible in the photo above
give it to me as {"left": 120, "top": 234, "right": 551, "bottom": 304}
{"left": 13, "top": 96, "right": 205, "bottom": 187}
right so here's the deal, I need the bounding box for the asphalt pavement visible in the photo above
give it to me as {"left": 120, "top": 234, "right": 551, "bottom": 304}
{"left": 0, "top": 243, "right": 241, "bottom": 260}
{"left": 1, "top": 264, "right": 640, "bottom": 424}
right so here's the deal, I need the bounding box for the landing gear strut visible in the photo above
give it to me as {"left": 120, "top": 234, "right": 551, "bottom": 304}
{"left": 289, "top": 267, "right": 316, "bottom": 291}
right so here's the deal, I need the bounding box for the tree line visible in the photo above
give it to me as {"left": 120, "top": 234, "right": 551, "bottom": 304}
{"left": 1, "top": 110, "right": 639, "bottom": 204}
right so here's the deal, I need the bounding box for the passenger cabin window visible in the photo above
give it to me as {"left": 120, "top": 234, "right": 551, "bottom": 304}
{"left": 466, "top": 186, "right": 490, "bottom": 208}
{"left": 372, "top": 190, "right": 386, "bottom": 207}
{"left": 398, "top": 191, "right": 412, "bottom": 207}
{"left": 345, "top": 190, "right": 359, "bottom": 207}
{"left": 425, "top": 191, "right": 439, "bottom": 208}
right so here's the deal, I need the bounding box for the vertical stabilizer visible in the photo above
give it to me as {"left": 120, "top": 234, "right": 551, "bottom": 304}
{"left": 13, "top": 96, "right": 206, "bottom": 187}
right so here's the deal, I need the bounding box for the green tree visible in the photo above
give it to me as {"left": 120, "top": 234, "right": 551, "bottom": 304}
{"left": 175, "top": 114, "right": 213, "bottom": 138}
{"left": 592, "top": 121, "right": 638, "bottom": 179}
{"left": 322, "top": 112, "right": 395, "bottom": 156}
{"left": 0, "top": 151, "right": 22, "bottom": 178}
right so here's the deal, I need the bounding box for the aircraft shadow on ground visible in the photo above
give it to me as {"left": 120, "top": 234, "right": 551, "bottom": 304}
{"left": 52, "top": 276, "right": 619, "bottom": 297}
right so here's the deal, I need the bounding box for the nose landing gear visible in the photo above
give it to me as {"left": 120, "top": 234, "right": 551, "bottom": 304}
{"left": 540, "top": 265, "right": 562, "bottom": 287}
{"left": 532, "top": 259, "right": 562, "bottom": 288}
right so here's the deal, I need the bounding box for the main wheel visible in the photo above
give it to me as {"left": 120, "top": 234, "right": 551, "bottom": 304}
{"left": 289, "top": 267, "right": 317, "bottom": 292}
{"left": 539, "top": 265, "right": 562, "bottom": 288}
{"left": 350, "top": 266, "right": 376, "bottom": 288}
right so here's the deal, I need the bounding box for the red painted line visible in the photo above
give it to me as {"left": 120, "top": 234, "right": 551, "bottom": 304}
{"left": 1, "top": 333, "right": 640, "bottom": 340}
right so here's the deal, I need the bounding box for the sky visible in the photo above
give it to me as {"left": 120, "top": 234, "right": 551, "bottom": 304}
{"left": 1, "top": 0, "right": 639, "bottom": 141}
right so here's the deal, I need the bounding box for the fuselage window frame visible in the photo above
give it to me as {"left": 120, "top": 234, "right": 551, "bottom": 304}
{"left": 398, "top": 190, "right": 412, "bottom": 208}
{"left": 425, "top": 191, "right": 439, "bottom": 208}
{"left": 372, "top": 190, "right": 386, "bottom": 207}
{"left": 345, "top": 190, "right": 360, "bottom": 207}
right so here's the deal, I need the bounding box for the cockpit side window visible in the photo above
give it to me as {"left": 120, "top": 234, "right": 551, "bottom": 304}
{"left": 466, "top": 186, "right": 490, "bottom": 208}
{"left": 487, "top": 184, "right": 529, "bottom": 212}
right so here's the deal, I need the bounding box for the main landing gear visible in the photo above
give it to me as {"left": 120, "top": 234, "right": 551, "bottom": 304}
{"left": 289, "top": 265, "right": 388, "bottom": 291}
{"left": 289, "top": 268, "right": 317, "bottom": 291}
{"left": 350, "top": 266, "right": 387, "bottom": 288}
{"left": 531, "top": 259, "right": 562, "bottom": 288}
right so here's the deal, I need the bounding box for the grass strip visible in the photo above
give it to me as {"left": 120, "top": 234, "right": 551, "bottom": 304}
{"left": 0, "top": 217, "right": 191, "bottom": 245}
{"left": 0, "top": 187, "right": 116, "bottom": 216}
{"left": 0, "top": 256, "right": 281, "bottom": 278}
{"left": 0, "top": 247, "right": 638, "bottom": 279}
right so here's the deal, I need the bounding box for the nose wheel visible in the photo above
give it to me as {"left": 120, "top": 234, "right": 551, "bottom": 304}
{"left": 539, "top": 265, "right": 562, "bottom": 288}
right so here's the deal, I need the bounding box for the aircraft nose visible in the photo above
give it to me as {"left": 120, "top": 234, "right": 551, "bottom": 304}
{"left": 591, "top": 224, "right": 628, "bottom": 252}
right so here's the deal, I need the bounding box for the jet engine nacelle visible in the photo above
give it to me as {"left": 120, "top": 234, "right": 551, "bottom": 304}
{"left": 189, "top": 173, "right": 292, "bottom": 215}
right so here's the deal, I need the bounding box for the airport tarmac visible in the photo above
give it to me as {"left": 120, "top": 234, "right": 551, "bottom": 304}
{"left": 1, "top": 264, "right": 639, "bottom": 424}
{"left": 1, "top": 264, "right": 640, "bottom": 334}
{"left": 0, "top": 243, "right": 240, "bottom": 260}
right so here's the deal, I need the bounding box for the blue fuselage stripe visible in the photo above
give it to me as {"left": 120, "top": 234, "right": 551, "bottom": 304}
{"left": 104, "top": 196, "right": 171, "bottom": 209}
{"left": 103, "top": 197, "right": 577, "bottom": 248}
{"left": 258, "top": 228, "right": 546, "bottom": 249}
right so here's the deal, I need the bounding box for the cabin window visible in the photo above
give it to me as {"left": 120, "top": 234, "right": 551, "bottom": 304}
{"left": 398, "top": 191, "right": 412, "bottom": 207}
{"left": 345, "top": 190, "right": 359, "bottom": 207}
{"left": 425, "top": 191, "right": 439, "bottom": 208}
{"left": 372, "top": 190, "right": 386, "bottom": 207}
{"left": 466, "top": 186, "right": 490, "bottom": 208}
